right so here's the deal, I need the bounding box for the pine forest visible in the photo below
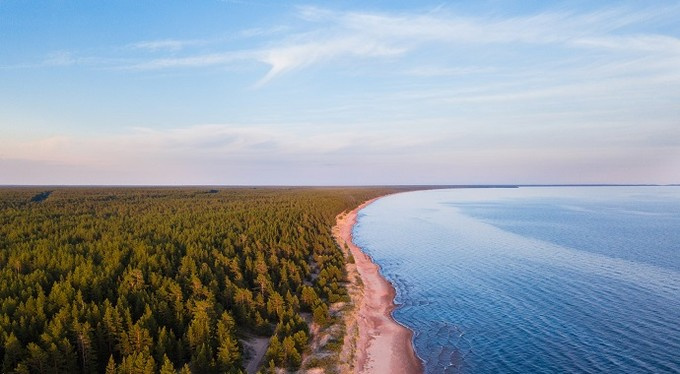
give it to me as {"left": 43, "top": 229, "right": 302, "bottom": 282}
{"left": 0, "top": 187, "right": 401, "bottom": 373}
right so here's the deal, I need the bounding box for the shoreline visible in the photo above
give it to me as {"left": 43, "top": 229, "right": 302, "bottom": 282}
{"left": 334, "top": 197, "right": 424, "bottom": 374}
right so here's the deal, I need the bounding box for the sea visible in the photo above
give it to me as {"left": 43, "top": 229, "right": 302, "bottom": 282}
{"left": 352, "top": 186, "right": 680, "bottom": 373}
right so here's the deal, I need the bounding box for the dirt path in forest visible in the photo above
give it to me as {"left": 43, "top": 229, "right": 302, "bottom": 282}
{"left": 241, "top": 335, "right": 269, "bottom": 374}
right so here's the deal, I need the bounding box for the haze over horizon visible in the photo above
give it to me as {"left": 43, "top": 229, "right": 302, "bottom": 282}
{"left": 2, "top": 1, "right": 679, "bottom": 185}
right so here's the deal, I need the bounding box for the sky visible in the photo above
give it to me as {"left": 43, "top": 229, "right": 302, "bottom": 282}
{"left": 1, "top": 0, "right": 679, "bottom": 185}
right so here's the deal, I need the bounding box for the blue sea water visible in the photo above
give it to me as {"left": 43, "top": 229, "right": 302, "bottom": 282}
{"left": 353, "top": 187, "right": 680, "bottom": 373}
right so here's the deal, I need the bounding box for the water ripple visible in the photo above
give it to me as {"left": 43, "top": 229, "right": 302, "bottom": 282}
{"left": 355, "top": 187, "right": 680, "bottom": 374}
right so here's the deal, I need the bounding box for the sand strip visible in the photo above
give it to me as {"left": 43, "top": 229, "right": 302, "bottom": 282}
{"left": 335, "top": 198, "right": 423, "bottom": 374}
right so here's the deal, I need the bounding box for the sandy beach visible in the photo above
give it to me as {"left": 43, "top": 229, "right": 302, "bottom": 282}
{"left": 334, "top": 198, "right": 423, "bottom": 374}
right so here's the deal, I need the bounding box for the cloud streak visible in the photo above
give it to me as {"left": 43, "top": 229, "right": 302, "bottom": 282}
{"left": 13, "top": 3, "right": 672, "bottom": 91}
{"left": 129, "top": 39, "right": 207, "bottom": 52}
{"left": 254, "top": 36, "right": 406, "bottom": 85}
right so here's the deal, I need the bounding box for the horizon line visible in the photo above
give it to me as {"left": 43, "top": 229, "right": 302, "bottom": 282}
{"left": 1, "top": 183, "right": 678, "bottom": 188}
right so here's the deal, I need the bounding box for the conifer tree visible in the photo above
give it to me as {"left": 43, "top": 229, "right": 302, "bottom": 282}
{"left": 159, "top": 355, "right": 175, "bottom": 374}
{"left": 3, "top": 333, "right": 24, "bottom": 373}
{"left": 105, "top": 355, "right": 116, "bottom": 374}
{"left": 216, "top": 336, "right": 241, "bottom": 371}
{"left": 26, "top": 342, "right": 48, "bottom": 373}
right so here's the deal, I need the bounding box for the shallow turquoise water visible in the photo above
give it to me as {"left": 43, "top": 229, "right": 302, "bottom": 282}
{"left": 353, "top": 187, "right": 680, "bottom": 373}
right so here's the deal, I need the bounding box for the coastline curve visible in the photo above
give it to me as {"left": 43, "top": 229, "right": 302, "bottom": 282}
{"left": 334, "top": 197, "right": 424, "bottom": 374}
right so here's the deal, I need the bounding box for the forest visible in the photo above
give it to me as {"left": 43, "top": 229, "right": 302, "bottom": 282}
{"left": 0, "top": 187, "right": 401, "bottom": 373}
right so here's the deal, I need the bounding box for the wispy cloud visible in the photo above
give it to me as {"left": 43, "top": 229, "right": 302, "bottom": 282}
{"left": 129, "top": 39, "right": 207, "bottom": 52}
{"left": 42, "top": 51, "right": 78, "bottom": 66}
{"left": 15, "top": 4, "right": 677, "bottom": 86}
{"left": 124, "top": 51, "right": 251, "bottom": 70}
{"left": 118, "top": 5, "right": 678, "bottom": 83}
{"left": 572, "top": 34, "right": 680, "bottom": 54}
{"left": 254, "top": 36, "right": 406, "bottom": 86}
{"left": 126, "top": 27, "right": 290, "bottom": 53}
{"left": 1, "top": 50, "right": 130, "bottom": 70}
{"left": 294, "top": 5, "right": 669, "bottom": 45}
{"left": 403, "top": 66, "right": 495, "bottom": 77}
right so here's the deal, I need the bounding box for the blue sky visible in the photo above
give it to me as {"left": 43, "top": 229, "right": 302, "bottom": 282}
{"left": 1, "top": 1, "right": 679, "bottom": 185}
